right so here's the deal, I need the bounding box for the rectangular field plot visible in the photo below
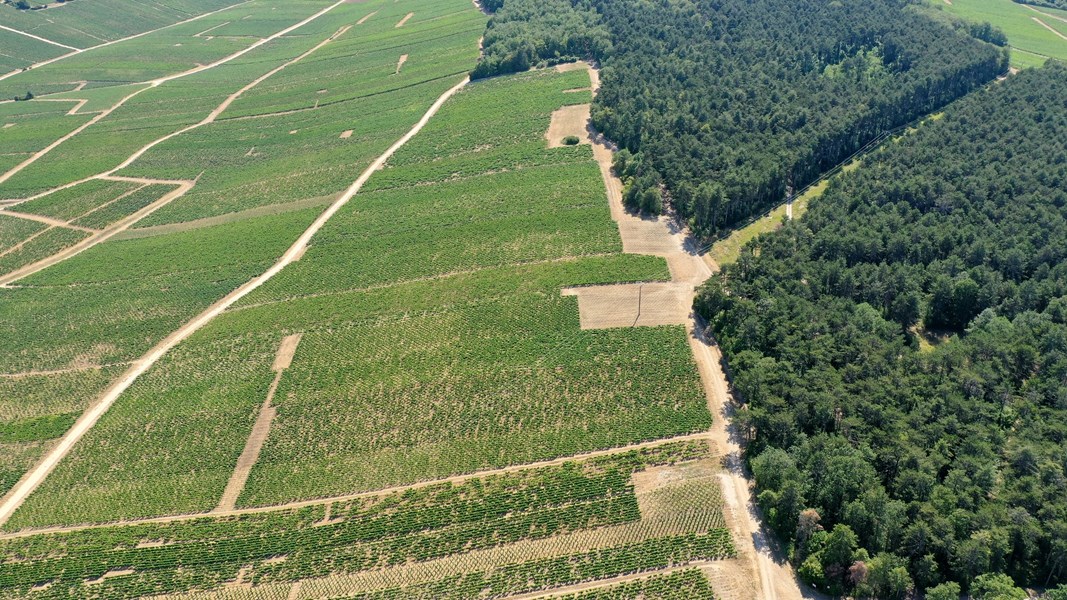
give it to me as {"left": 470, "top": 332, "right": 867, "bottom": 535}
{"left": 0, "top": 442, "right": 733, "bottom": 599}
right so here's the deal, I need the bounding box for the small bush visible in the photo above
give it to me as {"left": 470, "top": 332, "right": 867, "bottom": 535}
{"left": 562, "top": 135, "right": 580, "bottom": 146}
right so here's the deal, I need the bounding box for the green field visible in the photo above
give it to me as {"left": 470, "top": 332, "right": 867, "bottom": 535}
{"left": 930, "top": 0, "right": 1067, "bottom": 67}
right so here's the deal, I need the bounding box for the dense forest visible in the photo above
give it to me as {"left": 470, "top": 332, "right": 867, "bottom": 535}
{"left": 473, "top": 0, "right": 1008, "bottom": 238}
{"left": 695, "top": 64, "right": 1067, "bottom": 596}
{"left": 471, "top": 0, "right": 610, "bottom": 78}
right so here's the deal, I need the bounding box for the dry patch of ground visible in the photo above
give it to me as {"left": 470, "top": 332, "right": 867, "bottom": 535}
{"left": 545, "top": 103, "right": 591, "bottom": 148}
{"left": 339, "top": 129, "right": 353, "bottom": 139}
{"left": 395, "top": 12, "right": 414, "bottom": 27}
{"left": 562, "top": 283, "right": 692, "bottom": 329}
{"left": 395, "top": 54, "right": 408, "bottom": 74}
{"left": 357, "top": 10, "right": 377, "bottom": 24}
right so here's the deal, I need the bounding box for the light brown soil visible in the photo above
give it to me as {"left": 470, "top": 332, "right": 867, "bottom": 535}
{"left": 545, "top": 104, "right": 591, "bottom": 148}
{"left": 340, "top": 129, "right": 353, "bottom": 139}
{"left": 395, "top": 53, "right": 408, "bottom": 74}
{"left": 395, "top": 12, "right": 414, "bottom": 27}
{"left": 271, "top": 333, "right": 302, "bottom": 372}
{"left": 561, "top": 283, "right": 692, "bottom": 329}
{"left": 357, "top": 10, "right": 378, "bottom": 24}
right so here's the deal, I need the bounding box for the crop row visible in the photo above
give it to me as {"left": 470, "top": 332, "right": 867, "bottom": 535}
{"left": 327, "top": 531, "right": 734, "bottom": 600}
{"left": 547, "top": 568, "right": 717, "bottom": 600}
{"left": 0, "top": 442, "right": 707, "bottom": 597}
{"left": 71, "top": 183, "right": 176, "bottom": 230}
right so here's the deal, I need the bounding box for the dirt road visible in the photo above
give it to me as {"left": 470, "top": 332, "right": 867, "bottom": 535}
{"left": 570, "top": 61, "right": 803, "bottom": 600}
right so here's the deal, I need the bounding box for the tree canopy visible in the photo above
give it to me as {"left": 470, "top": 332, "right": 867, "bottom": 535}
{"left": 696, "top": 63, "right": 1067, "bottom": 595}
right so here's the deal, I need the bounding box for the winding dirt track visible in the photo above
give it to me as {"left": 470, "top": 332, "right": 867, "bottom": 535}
{"left": 0, "top": 75, "right": 473, "bottom": 529}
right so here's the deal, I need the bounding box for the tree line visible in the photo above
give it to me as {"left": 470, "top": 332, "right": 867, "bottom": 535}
{"left": 696, "top": 63, "right": 1067, "bottom": 597}
{"left": 472, "top": 0, "right": 1008, "bottom": 239}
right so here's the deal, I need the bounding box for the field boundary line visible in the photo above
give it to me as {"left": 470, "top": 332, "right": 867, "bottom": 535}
{"left": 0, "top": 73, "right": 472, "bottom": 530}
{"left": 0, "top": 431, "right": 710, "bottom": 538}
{"left": 34, "top": 97, "right": 90, "bottom": 115}
{"left": 1032, "top": 16, "right": 1067, "bottom": 41}
{"left": 0, "top": 23, "right": 81, "bottom": 51}
{"left": 0, "top": 179, "right": 193, "bottom": 286}
{"left": 0, "top": 362, "right": 133, "bottom": 378}
{"left": 229, "top": 252, "right": 624, "bottom": 313}
{"left": 0, "top": 209, "right": 97, "bottom": 233}
{"left": 0, "top": 0, "right": 254, "bottom": 83}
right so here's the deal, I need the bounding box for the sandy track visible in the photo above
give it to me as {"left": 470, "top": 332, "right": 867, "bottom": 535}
{"left": 0, "top": 179, "right": 192, "bottom": 286}
{"left": 561, "top": 61, "right": 801, "bottom": 600}
{"left": 0, "top": 209, "right": 96, "bottom": 233}
{"left": 0, "top": 24, "right": 81, "bottom": 51}
{"left": 0, "top": 0, "right": 350, "bottom": 188}
{"left": 0, "top": 74, "right": 473, "bottom": 529}
{"left": 215, "top": 334, "right": 302, "bottom": 511}
{"left": 0, "top": 431, "right": 710, "bottom": 539}
{"left": 396, "top": 12, "right": 414, "bottom": 27}
{"left": 1032, "top": 16, "right": 1067, "bottom": 41}
{"left": 357, "top": 10, "right": 378, "bottom": 25}
{"left": 0, "top": 1, "right": 253, "bottom": 83}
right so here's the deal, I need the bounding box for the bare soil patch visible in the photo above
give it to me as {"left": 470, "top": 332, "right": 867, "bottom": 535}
{"left": 339, "top": 129, "right": 353, "bottom": 139}
{"left": 545, "top": 103, "right": 591, "bottom": 148}
{"left": 357, "top": 10, "right": 377, "bottom": 24}
{"left": 395, "top": 12, "right": 414, "bottom": 27}
{"left": 561, "top": 283, "right": 692, "bottom": 329}
{"left": 217, "top": 334, "right": 302, "bottom": 512}
{"left": 395, "top": 53, "right": 408, "bottom": 74}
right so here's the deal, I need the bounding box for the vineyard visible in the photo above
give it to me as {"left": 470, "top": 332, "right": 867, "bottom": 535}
{"left": 0, "top": 0, "right": 737, "bottom": 597}
{"left": 0, "top": 442, "right": 732, "bottom": 598}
